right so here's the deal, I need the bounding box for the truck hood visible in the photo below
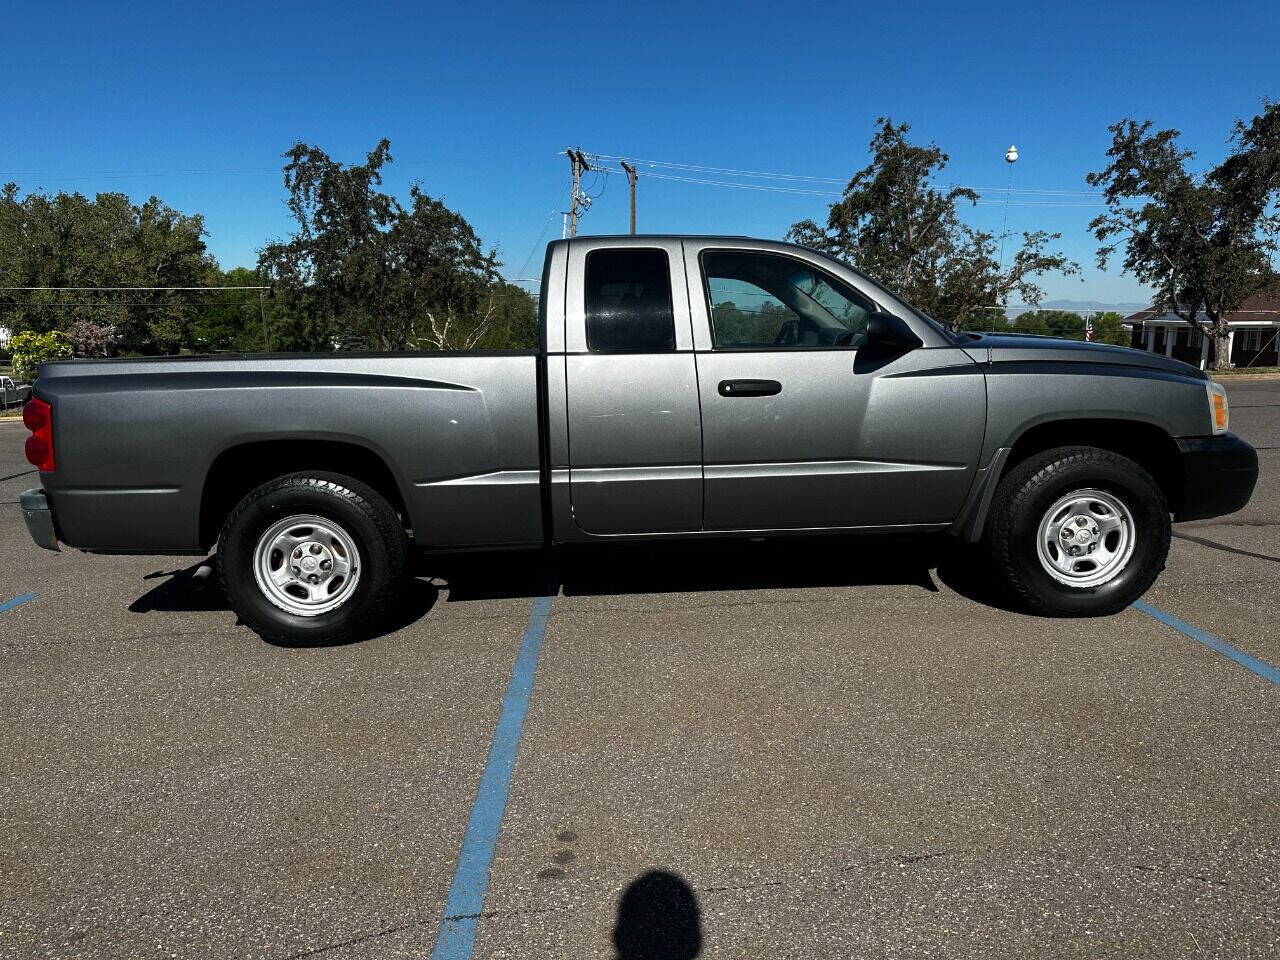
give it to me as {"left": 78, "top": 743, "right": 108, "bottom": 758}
{"left": 959, "top": 333, "right": 1209, "bottom": 381}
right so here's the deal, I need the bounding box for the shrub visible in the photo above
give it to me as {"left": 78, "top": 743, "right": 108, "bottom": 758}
{"left": 10, "top": 330, "right": 73, "bottom": 382}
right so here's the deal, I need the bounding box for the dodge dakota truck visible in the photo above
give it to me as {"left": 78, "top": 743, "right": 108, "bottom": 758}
{"left": 19, "top": 236, "right": 1258, "bottom": 644}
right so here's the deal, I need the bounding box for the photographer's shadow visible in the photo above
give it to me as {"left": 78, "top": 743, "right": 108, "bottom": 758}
{"left": 613, "top": 870, "right": 703, "bottom": 960}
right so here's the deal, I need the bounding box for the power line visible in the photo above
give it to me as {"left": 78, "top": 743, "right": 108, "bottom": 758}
{"left": 0, "top": 285, "right": 269, "bottom": 291}
{"left": 0, "top": 157, "right": 487, "bottom": 183}
{"left": 582, "top": 151, "right": 1103, "bottom": 199}
{"left": 634, "top": 171, "right": 1104, "bottom": 206}
{"left": 586, "top": 153, "right": 846, "bottom": 184}
{"left": 643, "top": 172, "right": 841, "bottom": 197}
{"left": 515, "top": 208, "right": 560, "bottom": 280}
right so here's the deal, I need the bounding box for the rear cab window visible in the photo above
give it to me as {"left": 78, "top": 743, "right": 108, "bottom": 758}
{"left": 584, "top": 248, "right": 675, "bottom": 353}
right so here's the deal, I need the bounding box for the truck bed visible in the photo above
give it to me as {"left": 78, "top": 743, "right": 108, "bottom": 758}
{"left": 33, "top": 352, "right": 544, "bottom": 552}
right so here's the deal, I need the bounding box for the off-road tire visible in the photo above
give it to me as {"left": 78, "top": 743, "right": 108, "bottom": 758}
{"left": 986, "top": 446, "right": 1170, "bottom": 616}
{"left": 217, "top": 472, "right": 406, "bottom": 645}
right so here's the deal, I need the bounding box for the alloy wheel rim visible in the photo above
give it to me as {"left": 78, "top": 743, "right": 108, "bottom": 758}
{"left": 1034, "top": 488, "right": 1136, "bottom": 588}
{"left": 252, "top": 514, "right": 361, "bottom": 616}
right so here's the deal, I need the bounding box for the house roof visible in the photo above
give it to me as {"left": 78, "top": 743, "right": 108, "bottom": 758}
{"left": 1125, "top": 293, "right": 1280, "bottom": 326}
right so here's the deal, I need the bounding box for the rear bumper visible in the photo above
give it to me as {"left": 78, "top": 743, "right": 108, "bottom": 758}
{"left": 1174, "top": 434, "right": 1259, "bottom": 522}
{"left": 19, "top": 488, "right": 60, "bottom": 551}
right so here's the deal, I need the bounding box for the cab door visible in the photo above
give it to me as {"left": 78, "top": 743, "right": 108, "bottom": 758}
{"left": 684, "top": 241, "right": 985, "bottom": 531}
{"left": 563, "top": 238, "right": 703, "bottom": 535}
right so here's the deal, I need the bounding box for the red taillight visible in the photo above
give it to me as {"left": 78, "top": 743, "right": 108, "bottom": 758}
{"left": 23, "top": 397, "right": 55, "bottom": 471}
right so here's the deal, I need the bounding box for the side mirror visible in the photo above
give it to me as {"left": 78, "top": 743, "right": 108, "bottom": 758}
{"left": 865, "top": 311, "right": 923, "bottom": 351}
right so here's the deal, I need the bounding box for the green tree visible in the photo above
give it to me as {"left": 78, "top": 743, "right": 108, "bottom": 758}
{"left": 1087, "top": 102, "right": 1280, "bottom": 369}
{"left": 186, "top": 266, "right": 280, "bottom": 353}
{"left": 1012, "top": 311, "right": 1051, "bottom": 336}
{"left": 0, "top": 184, "right": 216, "bottom": 354}
{"left": 788, "top": 118, "right": 1077, "bottom": 330}
{"left": 1010, "top": 309, "right": 1130, "bottom": 344}
{"left": 1035, "top": 310, "right": 1085, "bottom": 338}
{"left": 1088, "top": 311, "right": 1130, "bottom": 346}
{"left": 10, "top": 330, "right": 72, "bottom": 381}
{"left": 259, "top": 140, "right": 504, "bottom": 351}
{"left": 476, "top": 281, "right": 538, "bottom": 350}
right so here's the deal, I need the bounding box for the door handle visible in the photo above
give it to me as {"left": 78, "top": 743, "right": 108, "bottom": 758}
{"left": 718, "top": 379, "right": 782, "bottom": 397}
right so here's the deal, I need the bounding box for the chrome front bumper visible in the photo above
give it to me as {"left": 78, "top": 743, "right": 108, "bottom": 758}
{"left": 20, "top": 489, "right": 60, "bottom": 551}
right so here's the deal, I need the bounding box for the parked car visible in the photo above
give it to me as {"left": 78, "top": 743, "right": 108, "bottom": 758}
{"left": 18, "top": 236, "right": 1258, "bottom": 643}
{"left": 2, "top": 375, "right": 32, "bottom": 409}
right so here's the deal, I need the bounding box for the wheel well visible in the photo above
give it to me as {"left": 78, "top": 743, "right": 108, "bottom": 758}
{"left": 1002, "top": 419, "right": 1182, "bottom": 510}
{"left": 199, "top": 440, "right": 408, "bottom": 549}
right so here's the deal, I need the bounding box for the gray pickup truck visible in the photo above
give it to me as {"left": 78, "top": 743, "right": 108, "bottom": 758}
{"left": 2, "top": 375, "right": 32, "bottom": 409}
{"left": 20, "top": 236, "right": 1258, "bottom": 643}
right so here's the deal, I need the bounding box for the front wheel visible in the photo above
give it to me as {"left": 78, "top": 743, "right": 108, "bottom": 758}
{"left": 217, "top": 473, "right": 407, "bottom": 645}
{"left": 985, "top": 446, "right": 1170, "bottom": 616}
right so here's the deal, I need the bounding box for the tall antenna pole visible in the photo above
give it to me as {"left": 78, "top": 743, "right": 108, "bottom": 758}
{"left": 620, "top": 160, "right": 638, "bottom": 235}
{"left": 998, "top": 144, "right": 1018, "bottom": 266}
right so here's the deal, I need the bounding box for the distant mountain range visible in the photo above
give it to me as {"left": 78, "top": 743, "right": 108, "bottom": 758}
{"left": 1037, "top": 298, "right": 1150, "bottom": 314}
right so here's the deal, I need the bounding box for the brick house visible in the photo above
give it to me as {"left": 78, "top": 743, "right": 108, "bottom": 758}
{"left": 1124, "top": 295, "right": 1280, "bottom": 369}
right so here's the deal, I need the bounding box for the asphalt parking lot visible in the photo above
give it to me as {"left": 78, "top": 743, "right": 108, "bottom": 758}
{"left": 2, "top": 381, "right": 1278, "bottom": 960}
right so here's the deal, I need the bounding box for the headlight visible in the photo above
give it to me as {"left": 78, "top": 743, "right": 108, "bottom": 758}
{"left": 1206, "top": 380, "right": 1229, "bottom": 435}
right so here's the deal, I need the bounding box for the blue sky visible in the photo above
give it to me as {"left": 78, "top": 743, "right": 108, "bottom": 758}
{"left": 3, "top": 0, "right": 1276, "bottom": 306}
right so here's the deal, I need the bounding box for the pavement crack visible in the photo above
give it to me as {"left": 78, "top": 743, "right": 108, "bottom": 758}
{"left": 896, "top": 850, "right": 956, "bottom": 865}
{"left": 273, "top": 903, "right": 575, "bottom": 959}
{"left": 444, "top": 904, "right": 569, "bottom": 921}
{"left": 1173, "top": 531, "right": 1280, "bottom": 564}
{"left": 1132, "top": 863, "right": 1231, "bottom": 889}
{"left": 0, "top": 468, "right": 36, "bottom": 482}
{"left": 860, "top": 848, "right": 960, "bottom": 868}
{"left": 697, "top": 879, "right": 784, "bottom": 894}
{"left": 273, "top": 918, "right": 431, "bottom": 960}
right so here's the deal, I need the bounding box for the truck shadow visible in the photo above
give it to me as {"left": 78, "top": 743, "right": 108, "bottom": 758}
{"left": 422, "top": 533, "right": 1014, "bottom": 611}
{"left": 128, "top": 562, "right": 441, "bottom": 645}
{"left": 127, "top": 533, "right": 1018, "bottom": 646}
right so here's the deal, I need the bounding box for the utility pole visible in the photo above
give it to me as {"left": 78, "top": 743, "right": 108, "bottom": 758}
{"left": 258, "top": 289, "right": 271, "bottom": 351}
{"left": 566, "top": 149, "right": 591, "bottom": 237}
{"left": 620, "top": 160, "right": 638, "bottom": 235}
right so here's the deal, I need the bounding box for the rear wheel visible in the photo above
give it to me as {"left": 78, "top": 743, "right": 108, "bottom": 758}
{"left": 986, "top": 446, "right": 1170, "bottom": 616}
{"left": 218, "top": 473, "right": 406, "bottom": 645}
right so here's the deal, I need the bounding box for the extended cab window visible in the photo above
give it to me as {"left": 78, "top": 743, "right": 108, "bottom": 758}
{"left": 702, "top": 250, "right": 873, "bottom": 349}
{"left": 584, "top": 248, "right": 676, "bottom": 353}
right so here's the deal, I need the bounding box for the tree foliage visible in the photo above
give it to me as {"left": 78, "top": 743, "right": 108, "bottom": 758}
{"left": 1011, "top": 309, "right": 1129, "bottom": 345}
{"left": 1087, "top": 101, "right": 1280, "bottom": 368}
{"left": 0, "top": 184, "right": 217, "bottom": 354}
{"left": 258, "top": 140, "right": 521, "bottom": 351}
{"left": 186, "top": 266, "right": 279, "bottom": 353}
{"left": 788, "top": 118, "right": 1077, "bottom": 330}
{"left": 9, "top": 330, "right": 72, "bottom": 381}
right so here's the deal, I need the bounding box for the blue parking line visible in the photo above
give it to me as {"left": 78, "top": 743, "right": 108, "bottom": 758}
{"left": 1133, "top": 599, "right": 1280, "bottom": 686}
{"left": 430, "top": 594, "right": 555, "bottom": 960}
{"left": 0, "top": 592, "right": 36, "bottom": 614}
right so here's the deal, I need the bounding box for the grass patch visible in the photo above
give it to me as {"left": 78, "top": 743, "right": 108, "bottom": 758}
{"left": 1213, "top": 366, "right": 1280, "bottom": 377}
